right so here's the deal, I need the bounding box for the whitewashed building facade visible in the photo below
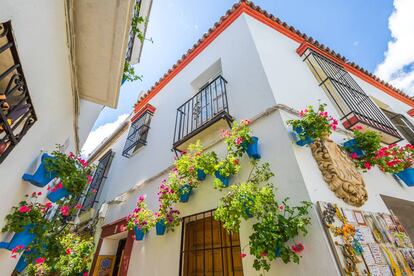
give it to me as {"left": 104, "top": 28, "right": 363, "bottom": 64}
{"left": 83, "top": 1, "right": 414, "bottom": 275}
{"left": 0, "top": 0, "right": 151, "bottom": 274}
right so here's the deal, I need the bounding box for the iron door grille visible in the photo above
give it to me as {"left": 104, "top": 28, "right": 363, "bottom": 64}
{"left": 179, "top": 210, "right": 244, "bottom": 276}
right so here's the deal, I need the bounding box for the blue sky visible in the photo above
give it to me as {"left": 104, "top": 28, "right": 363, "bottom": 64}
{"left": 83, "top": 0, "right": 414, "bottom": 154}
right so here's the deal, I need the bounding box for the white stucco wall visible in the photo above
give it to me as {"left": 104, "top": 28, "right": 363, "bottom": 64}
{"left": 0, "top": 1, "right": 84, "bottom": 273}
{"left": 92, "top": 11, "right": 414, "bottom": 276}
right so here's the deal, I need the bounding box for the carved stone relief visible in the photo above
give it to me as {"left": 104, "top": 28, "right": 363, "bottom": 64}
{"left": 310, "top": 139, "right": 368, "bottom": 206}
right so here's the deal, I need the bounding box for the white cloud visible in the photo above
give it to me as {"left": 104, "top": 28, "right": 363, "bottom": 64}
{"left": 375, "top": 0, "right": 414, "bottom": 95}
{"left": 81, "top": 114, "right": 129, "bottom": 157}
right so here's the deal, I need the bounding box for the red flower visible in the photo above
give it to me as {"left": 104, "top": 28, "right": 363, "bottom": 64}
{"left": 235, "top": 137, "right": 243, "bottom": 145}
{"left": 87, "top": 175, "right": 93, "bottom": 184}
{"left": 260, "top": 252, "right": 268, "bottom": 257}
{"left": 83, "top": 272, "right": 89, "bottom": 276}
{"left": 364, "top": 162, "right": 372, "bottom": 170}
{"left": 35, "top": 257, "right": 45, "bottom": 264}
{"left": 60, "top": 206, "right": 70, "bottom": 217}
{"left": 233, "top": 159, "right": 239, "bottom": 165}
{"left": 75, "top": 204, "right": 82, "bottom": 210}
{"left": 350, "top": 152, "right": 358, "bottom": 159}
{"left": 19, "top": 205, "right": 31, "bottom": 213}
{"left": 68, "top": 152, "right": 75, "bottom": 159}
{"left": 78, "top": 158, "right": 88, "bottom": 167}
{"left": 37, "top": 192, "right": 42, "bottom": 196}
{"left": 66, "top": 248, "right": 72, "bottom": 255}
{"left": 45, "top": 202, "right": 53, "bottom": 209}
{"left": 291, "top": 243, "right": 304, "bottom": 253}
{"left": 241, "top": 119, "right": 251, "bottom": 125}
{"left": 240, "top": 253, "right": 246, "bottom": 258}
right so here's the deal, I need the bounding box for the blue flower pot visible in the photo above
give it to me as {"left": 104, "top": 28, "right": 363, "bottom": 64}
{"left": 15, "top": 251, "right": 31, "bottom": 273}
{"left": 214, "top": 171, "right": 231, "bottom": 187}
{"left": 156, "top": 219, "right": 166, "bottom": 236}
{"left": 294, "top": 127, "right": 314, "bottom": 146}
{"left": 0, "top": 225, "right": 36, "bottom": 251}
{"left": 22, "top": 153, "right": 56, "bottom": 187}
{"left": 47, "top": 187, "right": 69, "bottom": 203}
{"left": 395, "top": 168, "right": 414, "bottom": 187}
{"left": 243, "top": 136, "right": 261, "bottom": 159}
{"left": 274, "top": 246, "right": 282, "bottom": 257}
{"left": 343, "top": 139, "right": 365, "bottom": 158}
{"left": 179, "top": 184, "right": 193, "bottom": 203}
{"left": 134, "top": 227, "right": 145, "bottom": 241}
{"left": 243, "top": 207, "right": 253, "bottom": 218}
{"left": 197, "top": 169, "right": 207, "bottom": 181}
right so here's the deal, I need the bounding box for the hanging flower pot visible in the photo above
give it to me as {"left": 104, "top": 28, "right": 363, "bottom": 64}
{"left": 22, "top": 153, "right": 56, "bottom": 187}
{"left": 134, "top": 226, "right": 145, "bottom": 241}
{"left": 214, "top": 171, "right": 231, "bottom": 187}
{"left": 395, "top": 168, "right": 414, "bottom": 187}
{"left": 179, "top": 184, "right": 193, "bottom": 203}
{"left": 343, "top": 139, "right": 365, "bottom": 158}
{"left": 293, "top": 127, "right": 314, "bottom": 147}
{"left": 274, "top": 245, "right": 282, "bottom": 257}
{"left": 243, "top": 136, "right": 261, "bottom": 159}
{"left": 0, "top": 224, "right": 36, "bottom": 251}
{"left": 47, "top": 187, "right": 69, "bottom": 203}
{"left": 197, "top": 169, "right": 207, "bottom": 181}
{"left": 155, "top": 219, "right": 166, "bottom": 236}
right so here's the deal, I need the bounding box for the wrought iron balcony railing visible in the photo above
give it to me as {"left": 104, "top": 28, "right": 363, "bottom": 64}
{"left": 302, "top": 49, "right": 401, "bottom": 143}
{"left": 173, "top": 75, "right": 232, "bottom": 149}
{"left": 0, "top": 21, "right": 36, "bottom": 164}
{"left": 125, "top": 0, "right": 143, "bottom": 63}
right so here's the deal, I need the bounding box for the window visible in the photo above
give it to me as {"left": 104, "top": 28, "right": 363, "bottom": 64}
{"left": 0, "top": 21, "right": 37, "bottom": 164}
{"left": 122, "top": 107, "right": 153, "bottom": 158}
{"left": 382, "top": 109, "right": 414, "bottom": 144}
{"left": 179, "top": 210, "right": 244, "bottom": 276}
{"left": 81, "top": 150, "right": 114, "bottom": 211}
{"left": 300, "top": 48, "right": 401, "bottom": 144}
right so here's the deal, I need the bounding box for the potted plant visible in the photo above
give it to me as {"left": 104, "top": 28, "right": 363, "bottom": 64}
{"left": 1, "top": 193, "right": 50, "bottom": 250}
{"left": 375, "top": 144, "right": 414, "bottom": 186}
{"left": 126, "top": 195, "right": 155, "bottom": 240}
{"left": 249, "top": 199, "right": 312, "bottom": 272}
{"left": 195, "top": 151, "right": 218, "bottom": 181}
{"left": 214, "top": 155, "right": 240, "bottom": 189}
{"left": 221, "top": 119, "right": 261, "bottom": 159}
{"left": 175, "top": 142, "right": 202, "bottom": 183}
{"left": 44, "top": 148, "right": 93, "bottom": 202}
{"left": 163, "top": 207, "right": 180, "bottom": 232}
{"left": 166, "top": 169, "right": 193, "bottom": 203}
{"left": 344, "top": 126, "right": 381, "bottom": 171}
{"left": 287, "top": 103, "right": 338, "bottom": 146}
{"left": 154, "top": 212, "right": 166, "bottom": 236}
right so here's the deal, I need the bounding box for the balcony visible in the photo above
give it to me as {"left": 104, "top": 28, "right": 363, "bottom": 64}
{"left": 302, "top": 49, "right": 401, "bottom": 144}
{"left": 0, "top": 22, "right": 36, "bottom": 164}
{"left": 173, "top": 76, "right": 233, "bottom": 151}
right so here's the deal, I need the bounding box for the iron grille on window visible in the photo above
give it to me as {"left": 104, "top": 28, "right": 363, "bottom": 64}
{"left": 382, "top": 109, "right": 414, "bottom": 144}
{"left": 122, "top": 110, "right": 152, "bottom": 157}
{"left": 0, "top": 21, "right": 37, "bottom": 164}
{"left": 301, "top": 49, "right": 401, "bottom": 143}
{"left": 125, "top": 0, "right": 142, "bottom": 62}
{"left": 81, "top": 150, "right": 114, "bottom": 211}
{"left": 179, "top": 210, "right": 244, "bottom": 276}
{"left": 173, "top": 75, "right": 231, "bottom": 148}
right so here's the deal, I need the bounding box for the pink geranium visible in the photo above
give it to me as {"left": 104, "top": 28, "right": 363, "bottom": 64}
{"left": 291, "top": 243, "right": 304, "bottom": 253}
{"left": 35, "top": 257, "right": 46, "bottom": 264}
{"left": 19, "top": 205, "right": 31, "bottom": 213}
{"left": 60, "top": 206, "right": 70, "bottom": 217}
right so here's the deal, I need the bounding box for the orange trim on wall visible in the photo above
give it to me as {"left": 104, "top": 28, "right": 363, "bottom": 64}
{"left": 408, "top": 108, "right": 414, "bottom": 117}
{"left": 131, "top": 103, "right": 156, "bottom": 122}
{"left": 133, "top": 1, "right": 414, "bottom": 115}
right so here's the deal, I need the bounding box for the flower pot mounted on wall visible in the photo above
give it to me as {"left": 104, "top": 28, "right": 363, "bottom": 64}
{"left": 22, "top": 153, "right": 56, "bottom": 187}
{"left": 395, "top": 168, "right": 414, "bottom": 187}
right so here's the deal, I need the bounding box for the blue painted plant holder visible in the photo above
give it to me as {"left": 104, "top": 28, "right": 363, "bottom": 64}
{"left": 293, "top": 127, "right": 313, "bottom": 146}
{"left": 179, "top": 184, "right": 193, "bottom": 203}
{"left": 22, "top": 153, "right": 56, "bottom": 187}
{"left": 214, "top": 171, "right": 231, "bottom": 187}
{"left": 197, "top": 169, "right": 207, "bottom": 181}
{"left": 15, "top": 251, "right": 32, "bottom": 273}
{"left": 243, "top": 136, "right": 261, "bottom": 159}
{"left": 274, "top": 246, "right": 282, "bottom": 257}
{"left": 156, "top": 219, "right": 166, "bottom": 236}
{"left": 134, "top": 227, "right": 145, "bottom": 241}
{"left": 343, "top": 139, "right": 365, "bottom": 158}
{"left": 243, "top": 207, "right": 253, "bottom": 218}
{"left": 47, "top": 187, "right": 69, "bottom": 203}
{"left": 0, "top": 225, "right": 35, "bottom": 251}
{"left": 395, "top": 168, "right": 414, "bottom": 187}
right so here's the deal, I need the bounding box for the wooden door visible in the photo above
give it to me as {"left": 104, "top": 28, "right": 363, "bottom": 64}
{"left": 182, "top": 216, "right": 243, "bottom": 276}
